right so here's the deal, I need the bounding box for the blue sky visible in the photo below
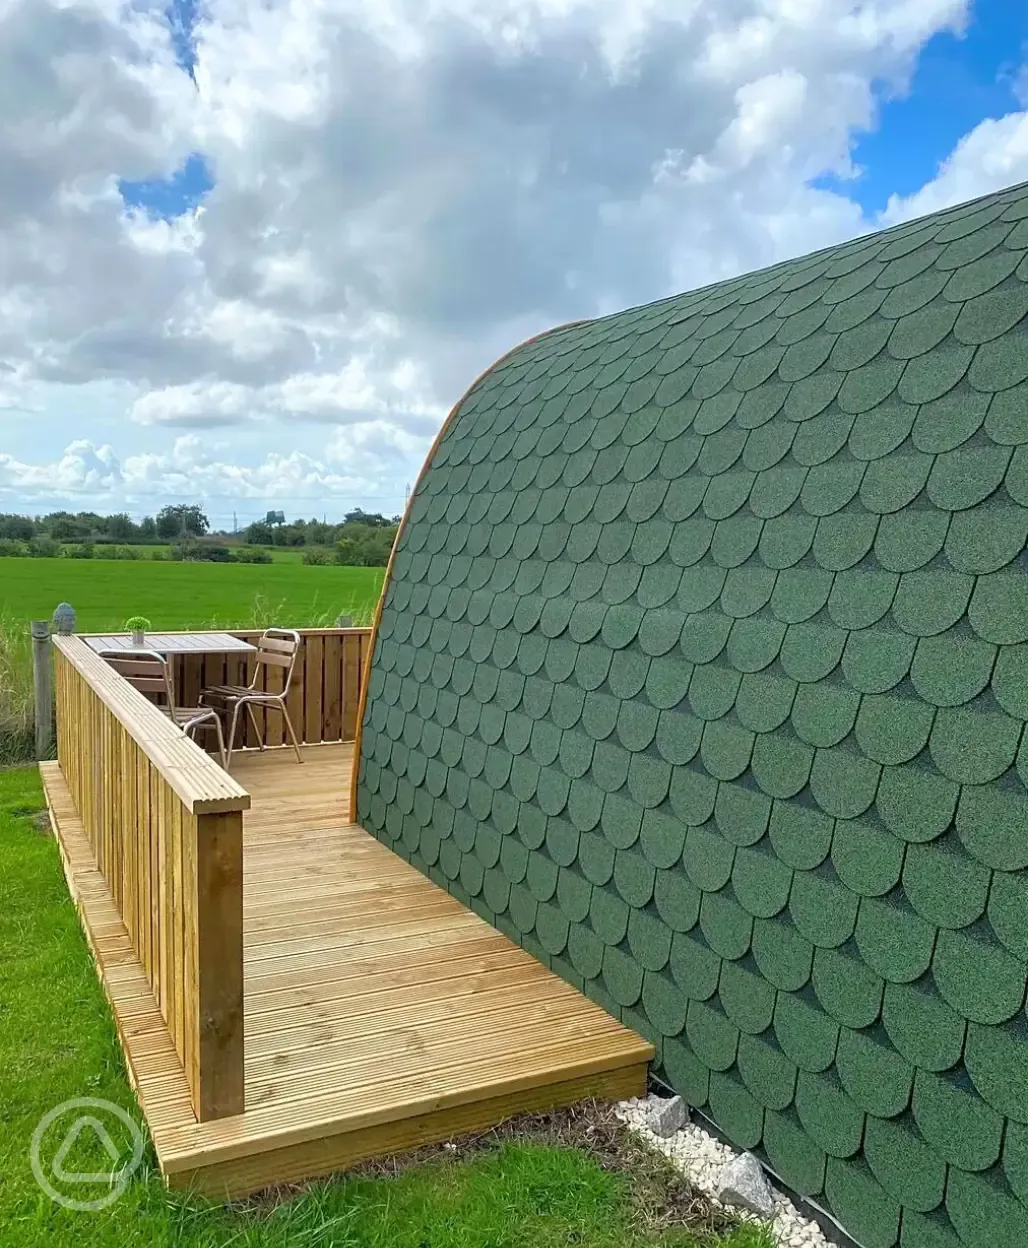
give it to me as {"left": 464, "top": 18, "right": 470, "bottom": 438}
{"left": 5, "top": 0, "right": 1028, "bottom": 524}
{"left": 822, "top": 0, "right": 1028, "bottom": 211}
{"left": 121, "top": 2, "right": 1028, "bottom": 228}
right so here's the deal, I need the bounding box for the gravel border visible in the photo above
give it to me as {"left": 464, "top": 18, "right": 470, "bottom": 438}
{"left": 616, "top": 1094, "right": 842, "bottom": 1248}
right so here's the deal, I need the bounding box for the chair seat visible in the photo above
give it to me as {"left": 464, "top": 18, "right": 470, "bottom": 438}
{"left": 204, "top": 686, "right": 285, "bottom": 705}
{"left": 165, "top": 706, "right": 220, "bottom": 729}
{"left": 201, "top": 684, "right": 251, "bottom": 701}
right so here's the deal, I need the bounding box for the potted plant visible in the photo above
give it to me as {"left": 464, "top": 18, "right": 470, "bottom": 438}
{"left": 125, "top": 615, "right": 151, "bottom": 647}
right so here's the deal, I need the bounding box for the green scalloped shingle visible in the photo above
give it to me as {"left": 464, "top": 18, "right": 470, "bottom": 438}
{"left": 685, "top": 997, "right": 740, "bottom": 1071}
{"left": 357, "top": 180, "right": 1028, "bottom": 1248}
{"left": 794, "top": 1066, "right": 865, "bottom": 1158}
{"left": 763, "top": 1107, "right": 828, "bottom": 1196}
{"left": 901, "top": 833, "right": 991, "bottom": 929}
{"left": 881, "top": 977, "right": 968, "bottom": 1072}
{"left": 876, "top": 762, "right": 959, "bottom": 843}
{"left": 988, "top": 867, "right": 1028, "bottom": 960}
{"left": 932, "top": 920, "right": 1028, "bottom": 1024}
{"left": 841, "top": 629, "right": 917, "bottom": 693}
{"left": 965, "top": 1014, "right": 1028, "bottom": 1123}
{"left": 698, "top": 886, "right": 753, "bottom": 960}
{"left": 669, "top": 928, "right": 722, "bottom": 1001}
{"left": 662, "top": 1033, "right": 711, "bottom": 1108}
{"left": 774, "top": 988, "right": 839, "bottom": 1072}
{"left": 813, "top": 943, "right": 886, "bottom": 1029}
{"left": 824, "top": 1155, "right": 902, "bottom": 1248}
{"left": 707, "top": 1068, "right": 765, "bottom": 1149}
{"left": 641, "top": 968, "right": 687, "bottom": 1036}
{"left": 864, "top": 1112, "right": 947, "bottom": 1214}
{"left": 835, "top": 1024, "right": 914, "bottom": 1118}
{"left": 854, "top": 890, "right": 939, "bottom": 983}
{"left": 831, "top": 814, "right": 905, "bottom": 897}
{"left": 912, "top": 1065, "right": 1005, "bottom": 1171}
{"left": 956, "top": 775, "right": 1028, "bottom": 871}
{"left": 946, "top": 1165, "right": 1028, "bottom": 1248}
{"left": 737, "top": 1030, "right": 798, "bottom": 1111}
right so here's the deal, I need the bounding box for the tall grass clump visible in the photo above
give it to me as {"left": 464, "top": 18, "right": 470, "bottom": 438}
{"left": 202, "top": 591, "right": 378, "bottom": 632}
{"left": 0, "top": 611, "right": 35, "bottom": 765}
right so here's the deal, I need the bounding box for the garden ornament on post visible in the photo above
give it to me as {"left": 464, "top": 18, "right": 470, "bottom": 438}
{"left": 51, "top": 603, "right": 76, "bottom": 636}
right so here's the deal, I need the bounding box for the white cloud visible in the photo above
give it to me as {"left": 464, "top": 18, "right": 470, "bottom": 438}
{"left": 0, "top": 433, "right": 415, "bottom": 515}
{"left": 2, "top": 0, "right": 1025, "bottom": 521}
{"left": 881, "top": 107, "right": 1028, "bottom": 224}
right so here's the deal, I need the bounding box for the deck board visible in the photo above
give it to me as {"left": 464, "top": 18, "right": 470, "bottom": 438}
{"left": 40, "top": 743, "right": 652, "bottom": 1197}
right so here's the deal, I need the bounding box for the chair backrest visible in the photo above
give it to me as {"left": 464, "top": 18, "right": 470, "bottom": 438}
{"left": 97, "top": 649, "right": 176, "bottom": 712}
{"left": 253, "top": 629, "right": 301, "bottom": 694}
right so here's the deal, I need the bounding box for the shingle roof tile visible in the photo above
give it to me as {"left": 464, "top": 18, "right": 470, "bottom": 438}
{"left": 357, "top": 180, "right": 1028, "bottom": 1247}
{"left": 825, "top": 1155, "right": 903, "bottom": 1248}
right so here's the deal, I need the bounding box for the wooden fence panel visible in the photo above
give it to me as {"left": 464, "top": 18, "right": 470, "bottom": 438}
{"left": 171, "top": 628, "right": 370, "bottom": 751}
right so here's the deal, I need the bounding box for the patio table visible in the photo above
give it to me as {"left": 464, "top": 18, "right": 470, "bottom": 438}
{"left": 84, "top": 632, "right": 257, "bottom": 657}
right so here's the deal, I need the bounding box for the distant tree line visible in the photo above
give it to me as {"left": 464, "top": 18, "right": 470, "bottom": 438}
{"left": 0, "top": 504, "right": 208, "bottom": 545}
{"left": 0, "top": 504, "right": 399, "bottom": 567}
{"left": 244, "top": 509, "right": 398, "bottom": 567}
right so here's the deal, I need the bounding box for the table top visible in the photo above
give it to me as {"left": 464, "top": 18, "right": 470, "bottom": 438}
{"left": 85, "top": 632, "right": 258, "bottom": 656}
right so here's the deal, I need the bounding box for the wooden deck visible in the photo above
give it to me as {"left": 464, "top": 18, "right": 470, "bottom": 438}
{"left": 40, "top": 743, "right": 652, "bottom": 1197}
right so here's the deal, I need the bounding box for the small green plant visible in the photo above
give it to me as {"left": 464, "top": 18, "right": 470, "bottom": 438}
{"left": 124, "top": 614, "right": 151, "bottom": 643}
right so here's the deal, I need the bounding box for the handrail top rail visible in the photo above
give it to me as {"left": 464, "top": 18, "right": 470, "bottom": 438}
{"left": 54, "top": 634, "right": 251, "bottom": 816}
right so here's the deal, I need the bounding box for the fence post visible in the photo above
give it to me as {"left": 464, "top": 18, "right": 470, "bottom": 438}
{"left": 31, "top": 620, "right": 52, "bottom": 760}
{"left": 191, "top": 810, "right": 245, "bottom": 1120}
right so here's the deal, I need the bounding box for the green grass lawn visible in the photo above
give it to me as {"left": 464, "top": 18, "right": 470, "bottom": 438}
{"left": 0, "top": 557, "right": 385, "bottom": 633}
{"left": 0, "top": 766, "right": 771, "bottom": 1248}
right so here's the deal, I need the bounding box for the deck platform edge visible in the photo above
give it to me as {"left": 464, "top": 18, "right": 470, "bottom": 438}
{"left": 37, "top": 757, "right": 653, "bottom": 1199}
{"left": 169, "top": 1063, "right": 648, "bottom": 1197}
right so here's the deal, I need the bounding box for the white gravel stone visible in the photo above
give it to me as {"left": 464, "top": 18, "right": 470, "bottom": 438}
{"left": 644, "top": 1094, "right": 688, "bottom": 1137}
{"left": 614, "top": 1094, "right": 841, "bottom": 1248}
{"left": 717, "top": 1151, "right": 775, "bottom": 1217}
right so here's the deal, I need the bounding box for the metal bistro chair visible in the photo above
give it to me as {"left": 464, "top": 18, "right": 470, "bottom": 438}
{"left": 97, "top": 649, "right": 228, "bottom": 769}
{"left": 200, "top": 628, "right": 303, "bottom": 769}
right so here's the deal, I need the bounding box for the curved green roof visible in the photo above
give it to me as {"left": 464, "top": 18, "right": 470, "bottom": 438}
{"left": 357, "top": 180, "right": 1028, "bottom": 1248}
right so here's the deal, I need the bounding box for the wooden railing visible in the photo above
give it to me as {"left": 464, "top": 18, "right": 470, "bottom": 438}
{"left": 170, "top": 627, "right": 371, "bottom": 750}
{"left": 53, "top": 635, "right": 249, "bottom": 1122}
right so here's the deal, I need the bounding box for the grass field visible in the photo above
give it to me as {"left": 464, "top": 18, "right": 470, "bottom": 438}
{"left": 0, "top": 766, "right": 770, "bottom": 1248}
{"left": 0, "top": 557, "right": 385, "bottom": 632}
{"left": 0, "top": 557, "right": 386, "bottom": 763}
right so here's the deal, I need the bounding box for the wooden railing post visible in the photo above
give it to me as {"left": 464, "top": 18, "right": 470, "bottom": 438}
{"left": 31, "top": 620, "right": 52, "bottom": 760}
{"left": 192, "top": 811, "right": 245, "bottom": 1120}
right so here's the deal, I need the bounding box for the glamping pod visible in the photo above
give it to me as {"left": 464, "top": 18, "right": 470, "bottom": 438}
{"left": 355, "top": 180, "right": 1028, "bottom": 1248}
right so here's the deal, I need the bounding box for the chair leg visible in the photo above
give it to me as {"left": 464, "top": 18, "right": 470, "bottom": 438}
{"left": 211, "top": 715, "right": 228, "bottom": 770}
{"left": 280, "top": 699, "right": 304, "bottom": 764}
{"left": 187, "top": 718, "right": 229, "bottom": 770}
{"left": 246, "top": 703, "right": 265, "bottom": 751}
{"left": 225, "top": 702, "right": 245, "bottom": 771}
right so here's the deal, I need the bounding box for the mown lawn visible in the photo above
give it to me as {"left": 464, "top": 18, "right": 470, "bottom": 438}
{"left": 0, "top": 557, "right": 385, "bottom": 633}
{"left": 0, "top": 766, "right": 773, "bottom": 1248}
